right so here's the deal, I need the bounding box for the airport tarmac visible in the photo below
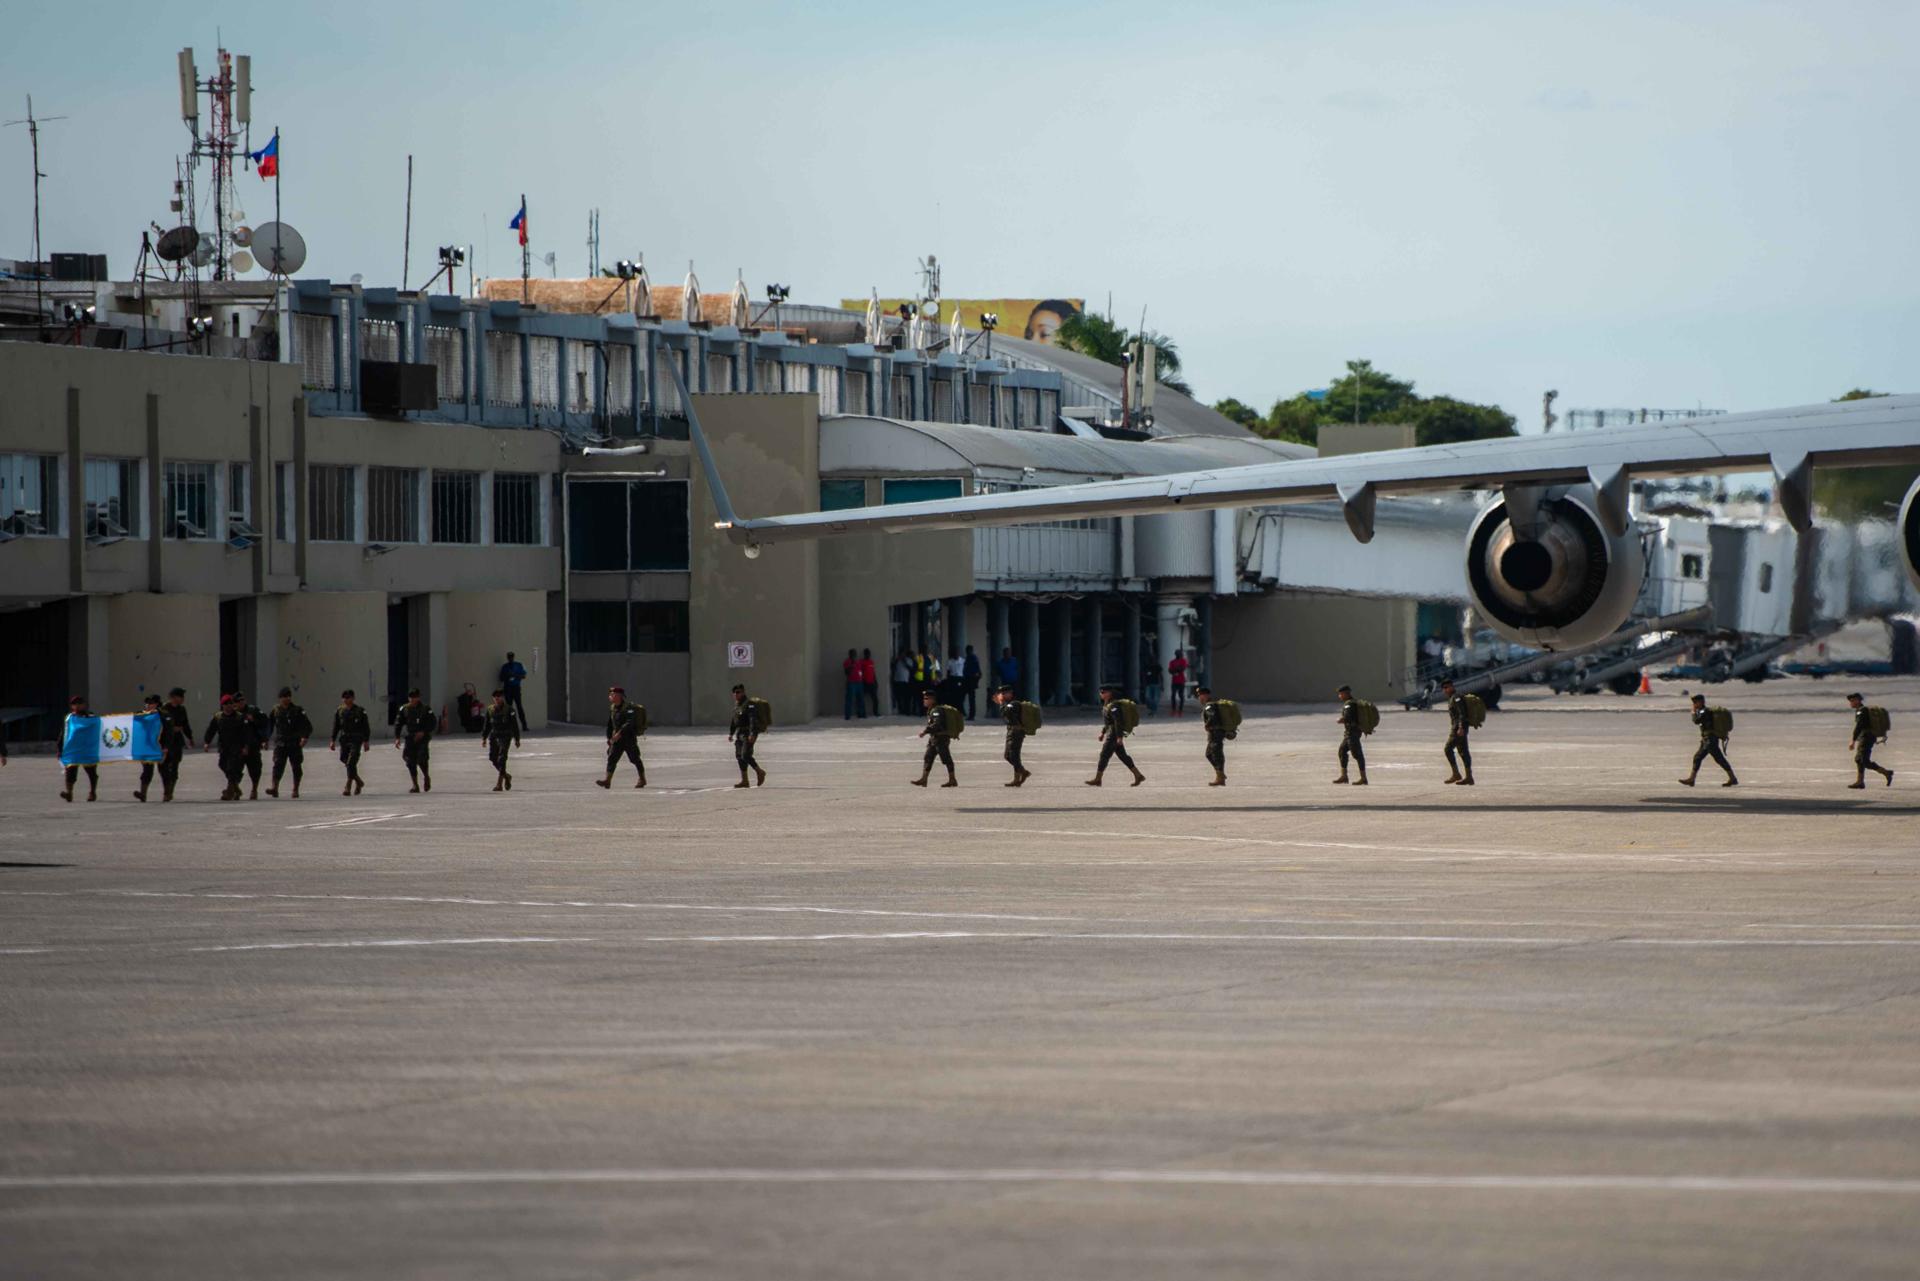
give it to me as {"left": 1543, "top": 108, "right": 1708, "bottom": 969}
{"left": 3, "top": 675, "right": 1918, "bottom": 1279}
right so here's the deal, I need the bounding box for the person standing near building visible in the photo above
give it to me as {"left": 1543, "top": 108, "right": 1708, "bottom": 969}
{"left": 1333, "top": 685, "right": 1369, "bottom": 786}
{"left": 481, "top": 688, "right": 522, "bottom": 791}
{"left": 861, "top": 648, "right": 880, "bottom": 718}
{"left": 394, "top": 688, "right": 437, "bottom": 793}
{"left": 1168, "top": 650, "right": 1190, "bottom": 717}
{"left": 264, "top": 687, "right": 313, "bottom": 799}
{"left": 1142, "top": 659, "right": 1162, "bottom": 716}
{"left": 58, "top": 694, "right": 99, "bottom": 803}
{"left": 597, "top": 686, "right": 645, "bottom": 789}
{"left": 202, "top": 695, "right": 252, "bottom": 801}
{"left": 330, "top": 689, "right": 372, "bottom": 796}
{"left": 1196, "top": 687, "right": 1229, "bottom": 786}
{"left": 842, "top": 648, "right": 865, "bottom": 721}
{"left": 1087, "top": 685, "right": 1146, "bottom": 788}
{"left": 1846, "top": 691, "right": 1894, "bottom": 789}
{"left": 1679, "top": 693, "right": 1736, "bottom": 788}
{"left": 1440, "top": 679, "right": 1475, "bottom": 787}
{"left": 729, "top": 684, "right": 767, "bottom": 789}
{"left": 994, "top": 684, "right": 1033, "bottom": 787}
{"left": 912, "top": 689, "right": 960, "bottom": 788}
{"left": 996, "top": 646, "right": 1020, "bottom": 692}
{"left": 961, "top": 644, "right": 982, "bottom": 720}
{"left": 892, "top": 652, "right": 912, "bottom": 716}
{"left": 499, "top": 651, "right": 530, "bottom": 732}
{"left": 137, "top": 687, "right": 192, "bottom": 802}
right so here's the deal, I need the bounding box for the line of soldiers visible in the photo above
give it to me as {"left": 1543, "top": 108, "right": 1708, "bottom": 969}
{"left": 1678, "top": 689, "right": 1895, "bottom": 790}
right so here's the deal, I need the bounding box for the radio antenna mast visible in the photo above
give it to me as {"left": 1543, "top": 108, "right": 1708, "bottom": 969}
{"left": 5, "top": 95, "right": 67, "bottom": 333}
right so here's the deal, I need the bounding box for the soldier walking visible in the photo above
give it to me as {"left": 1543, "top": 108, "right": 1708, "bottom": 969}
{"left": 482, "top": 688, "right": 523, "bottom": 791}
{"left": 137, "top": 687, "right": 192, "bottom": 802}
{"left": 913, "top": 689, "right": 960, "bottom": 788}
{"left": 265, "top": 687, "right": 313, "bottom": 799}
{"left": 202, "top": 694, "right": 253, "bottom": 801}
{"left": 1086, "top": 685, "right": 1145, "bottom": 787}
{"left": 994, "top": 684, "right": 1032, "bottom": 787}
{"left": 1196, "top": 686, "right": 1228, "bottom": 786}
{"left": 1846, "top": 691, "right": 1894, "bottom": 789}
{"left": 59, "top": 694, "right": 99, "bottom": 802}
{"left": 1333, "top": 685, "right": 1369, "bottom": 786}
{"left": 330, "top": 690, "right": 372, "bottom": 796}
{"left": 729, "top": 684, "right": 767, "bottom": 789}
{"left": 1679, "top": 693, "right": 1737, "bottom": 787}
{"left": 227, "top": 693, "right": 269, "bottom": 800}
{"left": 394, "top": 688, "right": 437, "bottom": 793}
{"left": 1441, "top": 679, "right": 1475, "bottom": 786}
{"left": 596, "top": 686, "right": 645, "bottom": 790}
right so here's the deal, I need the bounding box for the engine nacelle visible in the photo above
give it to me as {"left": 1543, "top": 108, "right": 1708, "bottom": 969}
{"left": 1465, "top": 486, "right": 1644, "bottom": 651}
{"left": 1901, "top": 476, "right": 1920, "bottom": 593}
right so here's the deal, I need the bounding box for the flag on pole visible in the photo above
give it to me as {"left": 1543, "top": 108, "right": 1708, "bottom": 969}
{"left": 60, "top": 713, "right": 165, "bottom": 767}
{"left": 249, "top": 135, "right": 279, "bottom": 180}
{"left": 509, "top": 198, "right": 528, "bottom": 246}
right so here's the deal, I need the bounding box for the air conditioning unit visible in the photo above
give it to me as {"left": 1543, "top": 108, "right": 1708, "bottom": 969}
{"left": 360, "top": 361, "right": 438, "bottom": 415}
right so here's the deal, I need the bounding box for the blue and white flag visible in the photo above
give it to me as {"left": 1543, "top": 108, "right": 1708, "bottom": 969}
{"left": 60, "top": 713, "right": 164, "bottom": 767}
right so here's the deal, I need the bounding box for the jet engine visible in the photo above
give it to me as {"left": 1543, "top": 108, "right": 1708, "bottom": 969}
{"left": 1901, "top": 476, "right": 1920, "bottom": 593}
{"left": 1464, "top": 486, "right": 1644, "bottom": 650}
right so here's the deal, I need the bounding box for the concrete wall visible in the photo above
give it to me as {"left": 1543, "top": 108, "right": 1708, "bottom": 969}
{"left": 101, "top": 594, "right": 221, "bottom": 713}
{"left": 445, "top": 589, "right": 550, "bottom": 727}
{"left": 276, "top": 592, "right": 389, "bottom": 711}
{"left": 1212, "top": 592, "right": 1417, "bottom": 704}
{"left": 569, "top": 653, "right": 691, "bottom": 728}
{"left": 687, "top": 394, "right": 820, "bottom": 727}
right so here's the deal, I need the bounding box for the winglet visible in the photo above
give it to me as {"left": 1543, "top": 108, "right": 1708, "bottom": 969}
{"left": 664, "top": 352, "right": 744, "bottom": 535}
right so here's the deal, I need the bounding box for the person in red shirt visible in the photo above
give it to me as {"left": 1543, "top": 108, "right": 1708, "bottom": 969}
{"left": 842, "top": 648, "right": 867, "bottom": 720}
{"left": 1168, "top": 651, "right": 1190, "bottom": 717}
{"left": 859, "top": 648, "right": 879, "bottom": 718}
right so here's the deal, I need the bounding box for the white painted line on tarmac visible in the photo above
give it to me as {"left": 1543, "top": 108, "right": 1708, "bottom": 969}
{"left": 287, "top": 813, "right": 425, "bottom": 830}
{"left": 3, "top": 1167, "right": 1917, "bottom": 1195}
{"left": 635, "top": 931, "right": 1920, "bottom": 948}
{"left": 191, "top": 936, "right": 594, "bottom": 953}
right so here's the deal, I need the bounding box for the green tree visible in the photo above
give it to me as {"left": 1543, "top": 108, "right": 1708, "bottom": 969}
{"left": 1261, "top": 395, "right": 1323, "bottom": 446}
{"left": 1212, "top": 397, "right": 1263, "bottom": 429}
{"left": 1814, "top": 390, "right": 1915, "bottom": 520}
{"left": 1054, "top": 314, "right": 1192, "bottom": 395}
{"left": 1388, "top": 395, "right": 1517, "bottom": 447}
{"left": 1317, "top": 359, "right": 1417, "bottom": 427}
{"left": 1213, "top": 359, "right": 1515, "bottom": 448}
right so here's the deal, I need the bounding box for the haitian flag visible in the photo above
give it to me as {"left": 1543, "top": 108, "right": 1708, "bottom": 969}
{"left": 509, "top": 197, "right": 527, "bottom": 246}
{"left": 249, "top": 134, "right": 279, "bottom": 180}
{"left": 61, "top": 713, "right": 165, "bottom": 767}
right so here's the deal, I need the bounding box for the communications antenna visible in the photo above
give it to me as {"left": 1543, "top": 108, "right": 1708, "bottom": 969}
{"left": 177, "top": 46, "right": 251, "bottom": 280}
{"left": 5, "top": 95, "right": 67, "bottom": 333}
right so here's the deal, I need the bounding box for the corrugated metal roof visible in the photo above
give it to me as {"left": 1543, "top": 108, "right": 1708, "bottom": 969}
{"left": 990, "top": 333, "right": 1258, "bottom": 439}
{"left": 821, "top": 416, "right": 1310, "bottom": 481}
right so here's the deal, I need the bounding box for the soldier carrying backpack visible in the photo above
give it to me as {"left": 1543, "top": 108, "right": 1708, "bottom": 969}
{"left": 1440, "top": 678, "right": 1480, "bottom": 787}
{"left": 729, "top": 684, "right": 769, "bottom": 789}
{"left": 993, "top": 684, "right": 1039, "bottom": 787}
{"left": 913, "top": 689, "right": 962, "bottom": 788}
{"left": 1679, "top": 692, "right": 1738, "bottom": 788}
{"left": 597, "top": 686, "right": 646, "bottom": 790}
{"left": 1087, "top": 685, "right": 1146, "bottom": 788}
{"left": 1333, "top": 684, "right": 1373, "bottom": 786}
{"left": 1196, "top": 687, "right": 1239, "bottom": 787}
{"left": 1845, "top": 691, "right": 1894, "bottom": 790}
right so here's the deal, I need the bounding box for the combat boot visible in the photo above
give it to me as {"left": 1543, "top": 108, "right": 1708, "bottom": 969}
{"left": 493, "top": 777, "right": 504, "bottom": 792}
{"left": 1209, "top": 770, "right": 1226, "bottom": 787}
{"left": 342, "top": 782, "right": 353, "bottom": 796}
{"left": 1722, "top": 775, "right": 1738, "bottom": 787}
{"left": 911, "top": 771, "right": 930, "bottom": 787}
{"left": 1129, "top": 766, "right": 1146, "bottom": 787}
{"left": 134, "top": 783, "right": 148, "bottom": 802}
{"left": 594, "top": 775, "right": 612, "bottom": 789}
{"left": 1443, "top": 770, "right": 1462, "bottom": 784}
{"left": 1678, "top": 773, "right": 1697, "bottom": 787}
{"left": 421, "top": 772, "right": 431, "bottom": 793}
{"left": 754, "top": 765, "right": 767, "bottom": 787}
{"left": 1352, "top": 773, "right": 1369, "bottom": 787}
{"left": 504, "top": 773, "right": 512, "bottom": 791}
{"left": 1331, "top": 773, "right": 1349, "bottom": 785}
{"left": 266, "top": 784, "right": 279, "bottom": 797}
{"left": 1084, "top": 772, "right": 1103, "bottom": 787}
{"left": 291, "top": 781, "right": 300, "bottom": 799}
{"left": 249, "top": 781, "right": 259, "bottom": 800}
{"left": 1458, "top": 773, "right": 1475, "bottom": 786}
{"left": 734, "top": 768, "right": 751, "bottom": 790}
{"left": 353, "top": 777, "right": 365, "bottom": 795}
{"left": 941, "top": 772, "right": 958, "bottom": 788}
{"left": 1017, "top": 768, "right": 1031, "bottom": 786}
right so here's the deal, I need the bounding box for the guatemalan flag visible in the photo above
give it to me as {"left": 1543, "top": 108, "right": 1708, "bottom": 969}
{"left": 509, "top": 197, "right": 527, "bottom": 246}
{"left": 61, "top": 713, "right": 165, "bottom": 767}
{"left": 249, "top": 134, "right": 279, "bottom": 180}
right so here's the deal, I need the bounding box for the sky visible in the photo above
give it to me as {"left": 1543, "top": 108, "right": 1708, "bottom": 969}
{"left": 3, "top": 0, "right": 1915, "bottom": 426}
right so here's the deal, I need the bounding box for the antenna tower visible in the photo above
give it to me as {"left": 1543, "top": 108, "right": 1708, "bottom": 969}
{"left": 177, "top": 46, "right": 251, "bottom": 280}
{"left": 4, "top": 95, "right": 66, "bottom": 332}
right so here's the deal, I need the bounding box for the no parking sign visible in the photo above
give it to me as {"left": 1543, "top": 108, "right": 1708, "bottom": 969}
{"left": 727, "top": 641, "right": 755, "bottom": 669}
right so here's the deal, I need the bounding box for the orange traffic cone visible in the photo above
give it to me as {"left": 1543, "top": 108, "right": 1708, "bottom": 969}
{"left": 1638, "top": 671, "right": 1652, "bottom": 695}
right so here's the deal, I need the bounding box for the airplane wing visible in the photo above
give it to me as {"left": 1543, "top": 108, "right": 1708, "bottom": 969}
{"left": 695, "top": 390, "right": 1920, "bottom": 546}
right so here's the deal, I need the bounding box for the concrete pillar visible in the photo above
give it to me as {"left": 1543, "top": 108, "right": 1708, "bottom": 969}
{"left": 989, "top": 597, "right": 1011, "bottom": 667}
{"left": 1021, "top": 600, "right": 1042, "bottom": 705}
{"left": 1156, "top": 595, "right": 1192, "bottom": 692}
{"left": 1051, "top": 598, "right": 1074, "bottom": 706}
{"left": 1123, "top": 599, "right": 1142, "bottom": 699}
{"left": 1083, "top": 598, "right": 1103, "bottom": 697}
{"left": 249, "top": 595, "right": 281, "bottom": 702}
{"left": 68, "top": 596, "right": 111, "bottom": 709}
{"left": 424, "top": 592, "right": 451, "bottom": 718}
{"left": 1197, "top": 595, "right": 1215, "bottom": 689}
{"left": 944, "top": 595, "right": 968, "bottom": 666}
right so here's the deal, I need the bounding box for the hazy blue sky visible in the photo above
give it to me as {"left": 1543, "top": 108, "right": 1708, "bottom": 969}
{"left": 3, "top": 0, "right": 1914, "bottom": 423}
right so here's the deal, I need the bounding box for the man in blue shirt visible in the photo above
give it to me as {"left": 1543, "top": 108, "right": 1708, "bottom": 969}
{"left": 499, "top": 651, "right": 529, "bottom": 731}
{"left": 995, "top": 647, "right": 1020, "bottom": 690}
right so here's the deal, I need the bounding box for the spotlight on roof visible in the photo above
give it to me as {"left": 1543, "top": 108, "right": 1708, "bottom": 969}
{"left": 187, "top": 316, "right": 214, "bottom": 337}
{"left": 438, "top": 245, "right": 466, "bottom": 267}
{"left": 63, "top": 303, "right": 97, "bottom": 325}
{"left": 615, "top": 259, "right": 641, "bottom": 281}
{"left": 765, "top": 283, "right": 790, "bottom": 303}
{"left": 980, "top": 312, "right": 999, "bottom": 331}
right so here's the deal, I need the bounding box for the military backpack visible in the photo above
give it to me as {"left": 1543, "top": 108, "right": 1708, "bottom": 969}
{"left": 937, "top": 704, "right": 965, "bottom": 738}
{"left": 746, "top": 696, "right": 773, "bottom": 733}
{"left": 1354, "top": 698, "right": 1381, "bottom": 735}
{"left": 1460, "top": 693, "right": 1487, "bottom": 730}
{"left": 631, "top": 704, "right": 649, "bottom": 737}
{"left": 1213, "top": 699, "right": 1243, "bottom": 739}
{"left": 1708, "top": 706, "right": 1733, "bottom": 739}
{"left": 1017, "top": 701, "right": 1043, "bottom": 734}
{"left": 1113, "top": 698, "right": 1141, "bottom": 734}
{"left": 1866, "top": 706, "right": 1891, "bottom": 739}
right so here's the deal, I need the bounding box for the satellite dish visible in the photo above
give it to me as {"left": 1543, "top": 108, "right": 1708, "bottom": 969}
{"left": 189, "top": 240, "right": 215, "bottom": 268}
{"left": 919, "top": 299, "right": 940, "bottom": 319}
{"left": 229, "top": 249, "right": 255, "bottom": 274}
{"left": 156, "top": 226, "right": 200, "bottom": 263}
{"left": 231, "top": 225, "right": 253, "bottom": 247}
{"left": 251, "top": 221, "right": 307, "bottom": 275}
{"left": 230, "top": 207, "right": 245, "bottom": 223}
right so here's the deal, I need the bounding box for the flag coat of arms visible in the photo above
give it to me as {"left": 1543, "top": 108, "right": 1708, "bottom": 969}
{"left": 61, "top": 713, "right": 165, "bottom": 767}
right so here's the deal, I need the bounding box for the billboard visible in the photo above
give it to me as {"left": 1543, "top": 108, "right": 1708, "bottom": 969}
{"left": 840, "top": 297, "right": 1085, "bottom": 345}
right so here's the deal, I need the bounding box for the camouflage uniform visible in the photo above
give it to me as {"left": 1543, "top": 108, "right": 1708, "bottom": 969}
{"left": 1852, "top": 705, "right": 1893, "bottom": 786}
{"left": 1202, "top": 700, "right": 1227, "bottom": 776}
{"left": 394, "top": 701, "right": 437, "bottom": 790}
{"left": 1002, "top": 700, "right": 1028, "bottom": 781}
{"left": 483, "top": 702, "right": 522, "bottom": 786}
{"left": 1444, "top": 694, "right": 1473, "bottom": 780}
{"left": 604, "top": 700, "right": 644, "bottom": 785}
{"left": 331, "top": 703, "right": 373, "bottom": 792}
{"left": 921, "top": 705, "right": 956, "bottom": 780}
{"left": 268, "top": 701, "right": 313, "bottom": 793}
{"left": 139, "top": 702, "right": 193, "bottom": 801}
{"left": 1337, "top": 700, "right": 1367, "bottom": 781}
{"left": 1689, "top": 706, "right": 1735, "bottom": 783}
